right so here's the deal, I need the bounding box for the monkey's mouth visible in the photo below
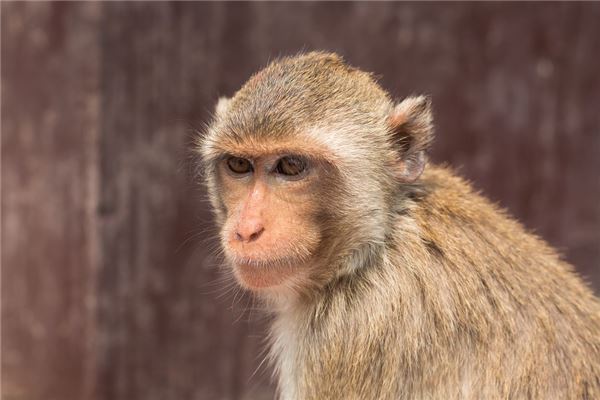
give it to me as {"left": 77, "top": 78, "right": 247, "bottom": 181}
{"left": 234, "top": 255, "right": 301, "bottom": 270}
{"left": 229, "top": 255, "right": 308, "bottom": 289}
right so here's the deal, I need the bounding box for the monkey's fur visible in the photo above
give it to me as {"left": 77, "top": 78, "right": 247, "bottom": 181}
{"left": 200, "top": 52, "right": 600, "bottom": 399}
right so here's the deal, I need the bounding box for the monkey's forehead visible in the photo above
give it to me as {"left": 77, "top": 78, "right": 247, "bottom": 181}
{"left": 213, "top": 81, "right": 392, "bottom": 155}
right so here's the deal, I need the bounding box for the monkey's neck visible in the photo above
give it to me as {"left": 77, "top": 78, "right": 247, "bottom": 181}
{"left": 269, "top": 247, "right": 401, "bottom": 399}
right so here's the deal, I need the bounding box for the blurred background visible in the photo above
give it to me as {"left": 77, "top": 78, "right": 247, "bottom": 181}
{"left": 2, "top": 2, "right": 599, "bottom": 400}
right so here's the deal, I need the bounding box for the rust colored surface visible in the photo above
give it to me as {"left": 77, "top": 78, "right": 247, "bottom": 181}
{"left": 2, "top": 3, "right": 101, "bottom": 399}
{"left": 2, "top": 3, "right": 599, "bottom": 399}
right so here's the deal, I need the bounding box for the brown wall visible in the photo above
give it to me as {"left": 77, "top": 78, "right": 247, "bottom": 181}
{"left": 2, "top": 2, "right": 599, "bottom": 400}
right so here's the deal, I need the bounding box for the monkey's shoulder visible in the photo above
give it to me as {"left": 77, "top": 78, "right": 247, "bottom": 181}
{"left": 396, "top": 164, "right": 600, "bottom": 323}
{"left": 413, "top": 165, "right": 542, "bottom": 245}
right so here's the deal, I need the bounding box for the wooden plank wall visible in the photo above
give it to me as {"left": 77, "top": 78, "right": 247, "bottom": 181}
{"left": 2, "top": 3, "right": 599, "bottom": 400}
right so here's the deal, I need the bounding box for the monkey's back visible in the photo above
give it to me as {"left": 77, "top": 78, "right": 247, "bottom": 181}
{"left": 388, "top": 165, "right": 600, "bottom": 398}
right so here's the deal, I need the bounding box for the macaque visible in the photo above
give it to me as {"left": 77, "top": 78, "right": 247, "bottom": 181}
{"left": 198, "top": 52, "right": 600, "bottom": 399}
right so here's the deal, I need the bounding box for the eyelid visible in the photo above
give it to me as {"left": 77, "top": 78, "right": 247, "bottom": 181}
{"left": 272, "top": 155, "right": 310, "bottom": 180}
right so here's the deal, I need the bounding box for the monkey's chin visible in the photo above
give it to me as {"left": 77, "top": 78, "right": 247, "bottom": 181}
{"left": 231, "top": 257, "right": 306, "bottom": 290}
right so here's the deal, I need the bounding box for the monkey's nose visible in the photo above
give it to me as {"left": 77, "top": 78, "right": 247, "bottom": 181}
{"left": 234, "top": 221, "right": 265, "bottom": 243}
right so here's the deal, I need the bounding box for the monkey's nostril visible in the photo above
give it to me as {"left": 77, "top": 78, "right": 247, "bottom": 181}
{"left": 248, "top": 227, "right": 264, "bottom": 242}
{"left": 235, "top": 226, "right": 264, "bottom": 243}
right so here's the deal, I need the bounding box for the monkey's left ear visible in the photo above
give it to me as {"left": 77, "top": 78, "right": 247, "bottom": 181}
{"left": 215, "top": 97, "right": 231, "bottom": 118}
{"left": 388, "top": 95, "right": 434, "bottom": 182}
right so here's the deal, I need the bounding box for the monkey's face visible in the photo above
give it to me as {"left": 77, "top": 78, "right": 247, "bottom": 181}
{"left": 213, "top": 149, "right": 329, "bottom": 290}
{"left": 200, "top": 53, "right": 433, "bottom": 293}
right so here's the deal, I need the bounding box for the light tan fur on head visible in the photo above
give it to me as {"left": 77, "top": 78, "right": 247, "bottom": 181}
{"left": 198, "top": 51, "right": 600, "bottom": 399}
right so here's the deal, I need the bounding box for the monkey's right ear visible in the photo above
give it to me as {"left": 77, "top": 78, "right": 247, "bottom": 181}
{"left": 388, "top": 95, "right": 434, "bottom": 182}
{"left": 215, "top": 97, "right": 231, "bottom": 118}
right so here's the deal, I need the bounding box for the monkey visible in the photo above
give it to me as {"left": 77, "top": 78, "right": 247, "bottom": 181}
{"left": 198, "top": 52, "right": 600, "bottom": 399}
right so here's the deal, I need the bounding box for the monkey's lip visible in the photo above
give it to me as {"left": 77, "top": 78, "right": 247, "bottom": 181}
{"left": 234, "top": 256, "right": 300, "bottom": 269}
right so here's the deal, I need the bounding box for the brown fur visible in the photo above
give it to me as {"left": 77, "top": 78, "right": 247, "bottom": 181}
{"left": 199, "top": 52, "right": 600, "bottom": 399}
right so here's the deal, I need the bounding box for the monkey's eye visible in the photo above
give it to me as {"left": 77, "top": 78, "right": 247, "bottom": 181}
{"left": 274, "top": 156, "right": 307, "bottom": 177}
{"left": 226, "top": 156, "right": 253, "bottom": 175}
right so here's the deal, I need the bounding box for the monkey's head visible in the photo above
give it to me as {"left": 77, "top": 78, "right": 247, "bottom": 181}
{"left": 199, "top": 52, "right": 433, "bottom": 296}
